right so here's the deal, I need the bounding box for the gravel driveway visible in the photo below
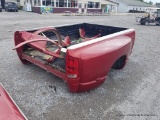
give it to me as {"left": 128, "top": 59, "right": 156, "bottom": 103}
{"left": 0, "top": 11, "right": 160, "bottom": 120}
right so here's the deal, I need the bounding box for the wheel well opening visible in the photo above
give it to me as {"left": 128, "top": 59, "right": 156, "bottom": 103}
{"left": 112, "top": 55, "right": 127, "bottom": 69}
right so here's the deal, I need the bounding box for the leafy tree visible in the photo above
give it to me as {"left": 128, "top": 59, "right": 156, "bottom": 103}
{"left": 149, "top": 1, "right": 153, "bottom": 5}
{"left": 137, "top": 0, "right": 144, "bottom": 2}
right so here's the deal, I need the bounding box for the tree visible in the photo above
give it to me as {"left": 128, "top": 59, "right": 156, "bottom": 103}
{"left": 137, "top": 0, "right": 144, "bottom": 2}
{"left": 149, "top": 1, "right": 153, "bottom": 5}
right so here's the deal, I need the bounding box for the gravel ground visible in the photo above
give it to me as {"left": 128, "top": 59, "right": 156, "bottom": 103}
{"left": 0, "top": 11, "right": 160, "bottom": 120}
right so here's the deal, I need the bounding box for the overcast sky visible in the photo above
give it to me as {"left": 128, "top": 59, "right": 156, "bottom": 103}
{"left": 144, "top": 0, "right": 159, "bottom": 4}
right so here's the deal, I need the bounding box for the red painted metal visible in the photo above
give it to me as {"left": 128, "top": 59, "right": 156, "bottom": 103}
{"left": 79, "top": 28, "right": 101, "bottom": 41}
{"left": 14, "top": 29, "right": 64, "bottom": 62}
{"left": 13, "top": 38, "right": 62, "bottom": 58}
{"left": 33, "top": 27, "right": 63, "bottom": 46}
{"left": 67, "top": 35, "right": 134, "bottom": 92}
{"left": 14, "top": 25, "right": 135, "bottom": 93}
{"left": 0, "top": 83, "right": 27, "bottom": 120}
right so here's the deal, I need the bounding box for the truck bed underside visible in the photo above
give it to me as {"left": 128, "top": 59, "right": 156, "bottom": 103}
{"left": 23, "top": 46, "right": 66, "bottom": 73}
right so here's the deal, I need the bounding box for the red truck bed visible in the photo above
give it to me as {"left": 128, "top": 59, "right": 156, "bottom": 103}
{"left": 14, "top": 23, "right": 135, "bottom": 92}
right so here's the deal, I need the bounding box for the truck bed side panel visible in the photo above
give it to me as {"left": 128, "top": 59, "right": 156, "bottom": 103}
{"left": 67, "top": 29, "right": 135, "bottom": 92}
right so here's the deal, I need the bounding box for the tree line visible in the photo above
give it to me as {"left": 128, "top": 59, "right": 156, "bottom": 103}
{"left": 137, "top": 0, "right": 160, "bottom": 5}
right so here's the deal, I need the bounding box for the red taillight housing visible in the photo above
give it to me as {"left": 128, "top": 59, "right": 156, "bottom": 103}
{"left": 66, "top": 57, "right": 79, "bottom": 79}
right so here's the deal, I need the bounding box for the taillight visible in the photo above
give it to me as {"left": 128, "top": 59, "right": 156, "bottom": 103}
{"left": 66, "top": 57, "right": 79, "bottom": 79}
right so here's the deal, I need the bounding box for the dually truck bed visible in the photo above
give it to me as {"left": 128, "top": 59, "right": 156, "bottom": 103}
{"left": 14, "top": 23, "right": 135, "bottom": 93}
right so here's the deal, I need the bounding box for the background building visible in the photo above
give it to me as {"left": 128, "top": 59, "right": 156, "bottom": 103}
{"left": 20, "top": 0, "right": 118, "bottom": 13}
{"left": 14, "top": 0, "right": 157, "bottom": 13}
{"left": 155, "top": 3, "right": 160, "bottom": 8}
{"left": 111, "top": 0, "right": 153, "bottom": 12}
